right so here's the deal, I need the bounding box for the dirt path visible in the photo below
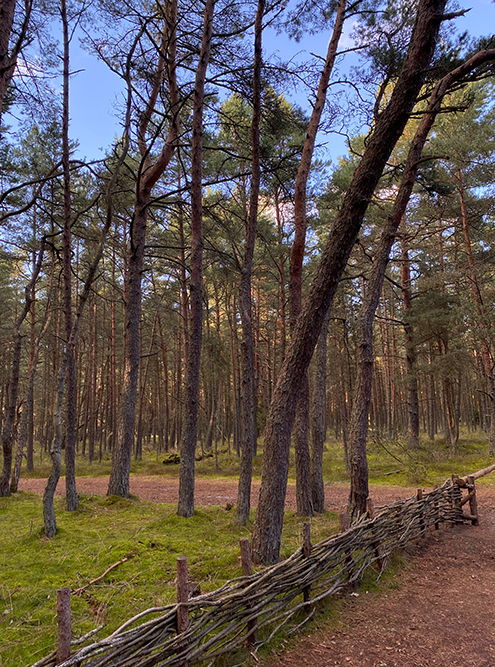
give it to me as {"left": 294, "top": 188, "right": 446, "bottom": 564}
{"left": 18, "top": 476, "right": 417, "bottom": 513}
{"left": 19, "top": 476, "right": 495, "bottom": 666}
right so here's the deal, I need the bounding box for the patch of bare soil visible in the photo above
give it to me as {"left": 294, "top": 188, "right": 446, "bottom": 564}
{"left": 262, "top": 486, "right": 495, "bottom": 667}
{"left": 18, "top": 476, "right": 495, "bottom": 666}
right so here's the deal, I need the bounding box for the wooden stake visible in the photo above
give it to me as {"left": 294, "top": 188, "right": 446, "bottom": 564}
{"left": 417, "top": 488, "right": 425, "bottom": 536}
{"left": 433, "top": 485, "right": 440, "bottom": 530}
{"left": 451, "top": 474, "right": 463, "bottom": 522}
{"left": 239, "top": 538, "right": 258, "bottom": 645}
{"left": 302, "top": 522, "right": 312, "bottom": 603}
{"left": 367, "top": 497, "right": 384, "bottom": 570}
{"left": 56, "top": 587, "right": 71, "bottom": 665}
{"left": 467, "top": 475, "right": 479, "bottom": 526}
{"left": 176, "top": 556, "right": 189, "bottom": 667}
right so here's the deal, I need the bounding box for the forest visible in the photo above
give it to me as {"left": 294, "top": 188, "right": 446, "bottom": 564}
{"left": 1, "top": 0, "right": 495, "bottom": 568}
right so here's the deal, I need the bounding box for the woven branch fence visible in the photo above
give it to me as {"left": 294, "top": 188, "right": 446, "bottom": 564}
{"left": 33, "top": 474, "right": 485, "bottom": 667}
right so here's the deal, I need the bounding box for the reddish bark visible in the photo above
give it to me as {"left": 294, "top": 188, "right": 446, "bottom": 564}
{"left": 251, "top": 0, "right": 448, "bottom": 565}
{"left": 177, "top": 0, "right": 216, "bottom": 517}
{"left": 236, "top": 0, "right": 265, "bottom": 526}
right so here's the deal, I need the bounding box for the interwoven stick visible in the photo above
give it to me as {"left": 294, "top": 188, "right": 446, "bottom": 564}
{"left": 36, "top": 480, "right": 468, "bottom": 667}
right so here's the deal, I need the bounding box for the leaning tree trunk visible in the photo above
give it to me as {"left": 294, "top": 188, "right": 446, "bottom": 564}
{"left": 345, "top": 45, "right": 495, "bottom": 523}
{"left": 236, "top": 0, "right": 264, "bottom": 526}
{"left": 177, "top": 0, "right": 215, "bottom": 517}
{"left": 251, "top": 0, "right": 449, "bottom": 565}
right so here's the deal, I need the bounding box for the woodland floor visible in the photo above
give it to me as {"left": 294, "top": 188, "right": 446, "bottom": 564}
{"left": 19, "top": 476, "right": 495, "bottom": 666}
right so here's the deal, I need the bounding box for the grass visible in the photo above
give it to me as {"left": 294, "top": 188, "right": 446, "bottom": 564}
{"left": 0, "top": 492, "right": 340, "bottom": 667}
{"left": 22, "top": 428, "right": 494, "bottom": 487}
{"left": 4, "top": 428, "right": 494, "bottom": 666}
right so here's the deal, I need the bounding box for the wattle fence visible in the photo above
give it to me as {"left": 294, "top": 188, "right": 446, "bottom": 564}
{"left": 33, "top": 470, "right": 489, "bottom": 667}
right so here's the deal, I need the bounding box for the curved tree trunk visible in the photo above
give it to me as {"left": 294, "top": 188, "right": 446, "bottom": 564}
{"left": 251, "top": 0, "right": 448, "bottom": 564}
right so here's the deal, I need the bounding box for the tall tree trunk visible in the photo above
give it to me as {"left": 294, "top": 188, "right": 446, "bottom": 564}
{"left": 251, "top": 0, "right": 448, "bottom": 564}
{"left": 236, "top": 0, "right": 264, "bottom": 526}
{"left": 108, "top": 3, "right": 179, "bottom": 496}
{"left": 290, "top": 0, "right": 346, "bottom": 518}
{"left": 10, "top": 277, "right": 52, "bottom": 493}
{"left": 457, "top": 168, "right": 495, "bottom": 453}
{"left": 0, "top": 241, "right": 45, "bottom": 496}
{"left": 400, "top": 238, "right": 420, "bottom": 450}
{"left": 177, "top": 0, "right": 215, "bottom": 517}
{"left": 43, "top": 39, "right": 134, "bottom": 535}
{"left": 61, "top": 0, "right": 78, "bottom": 510}
{"left": 310, "top": 305, "right": 331, "bottom": 512}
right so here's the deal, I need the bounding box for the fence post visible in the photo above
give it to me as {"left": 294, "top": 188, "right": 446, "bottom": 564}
{"left": 451, "top": 474, "right": 463, "bottom": 523}
{"left": 340, "top": 512, "right": 357, "bottom": 588}
{"left": 367, "top": 497, "right": 384, "bottom": 570}
{"left": 239, "top": 538, "right": 258, "bottom": 645}
{"left": 467, "top": 475, "right": 479, "bottom": 526}
{"left": 56, "top": 587, "right": 71, "bottom": 665}
{"left": 433, "top": 485, "right": 440, "bottom": 530}
{"left": 416, "top": 488, "right": 425, "bottom": 537}
{"left": 176, "top": 556, "right": 189, "bottom": 667}
{"left": 302, "top": 522, "right": 312, "bottom": 603}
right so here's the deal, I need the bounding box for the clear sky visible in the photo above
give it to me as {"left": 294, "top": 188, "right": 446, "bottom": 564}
{"left": 68, "top": 1, "right": 495, "bottom": 163}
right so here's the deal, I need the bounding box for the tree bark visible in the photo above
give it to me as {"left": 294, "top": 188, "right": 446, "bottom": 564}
{"left": 0, "top": 240, "right": 45, "bottom": 496}
{"left": 457, "top": 168, "right": 495, "bottom": 453}
{"left": 289, "top": 0, "right": 346, "bottom": 518}
{"left": 0, "top": 0, "right": 31, "bottom": 116}
{"left": 61, "top": 0, "right": 78, "bottom": 511}
{"left": 345, "top": 45, "right": 495, "bottom": 522}
{"left": 251, "top": 0, "right": 448, "bottom": 565}
{"left": 236, "top": 0, "right": 264, "bottom": 526}
{"left": 400, "top": 238, "right": 420, "bottom": 450}
{"left": 310, "top": 305, "right": 331, "bottom": 512}
{"left": 177, "top": 0, "right": 215, "bottom": 517}
{"left": 108, "top": 2, "right": 180, "bottom": 496}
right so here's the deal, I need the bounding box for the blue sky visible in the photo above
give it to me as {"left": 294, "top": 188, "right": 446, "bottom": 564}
{"left": 68, "top": 1, "right": 495, "bottom": 163}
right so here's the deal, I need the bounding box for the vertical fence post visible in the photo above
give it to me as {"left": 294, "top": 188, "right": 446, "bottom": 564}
{"left": 302, "top": 522, "right": 312, "bottom": 603}
{"left": 367, "top": 497, "right": 384, "bottom": 570}
{"left": 340, "top": 512, "right": 356, "bottom": 588}
{"left": 433, "top": 484, "right": 440, "bottom": 530}
{"left": 239, "top": 538, "right": 258, "bottom": 646}
{"left": 176, "top": 556, "right": 189, "bottom": 667}
{"left": 451, "top": 474, "right": 463, "bottom": 523}
{"left": 416, "top": 488, "right": 425, "bottom": 537}
{"left": 467, "top": 475, "right": 479, "bottom": 526}
{"left": 56, "top": 587, "right": 71, "bottom": 665}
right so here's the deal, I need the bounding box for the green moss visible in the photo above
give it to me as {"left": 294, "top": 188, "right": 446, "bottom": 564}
{"left": 0, "top": 492, "right": 338, "bottom": 667}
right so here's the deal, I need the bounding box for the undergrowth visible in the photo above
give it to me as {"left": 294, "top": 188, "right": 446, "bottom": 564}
{"left": 4, "top": 429, "right": 494, "bottom": 665}
{"left": 0, "top": 493, "right": 339, "bottom": 667}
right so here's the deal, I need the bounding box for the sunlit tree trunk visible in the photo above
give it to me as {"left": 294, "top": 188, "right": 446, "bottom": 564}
{"left": 251, "top": 0, "right": 447, "bottom": 564}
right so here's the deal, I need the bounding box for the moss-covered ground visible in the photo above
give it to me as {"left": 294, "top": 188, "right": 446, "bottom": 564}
{"left": 2, "top": 429, "right": 493, "bottom": 666}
